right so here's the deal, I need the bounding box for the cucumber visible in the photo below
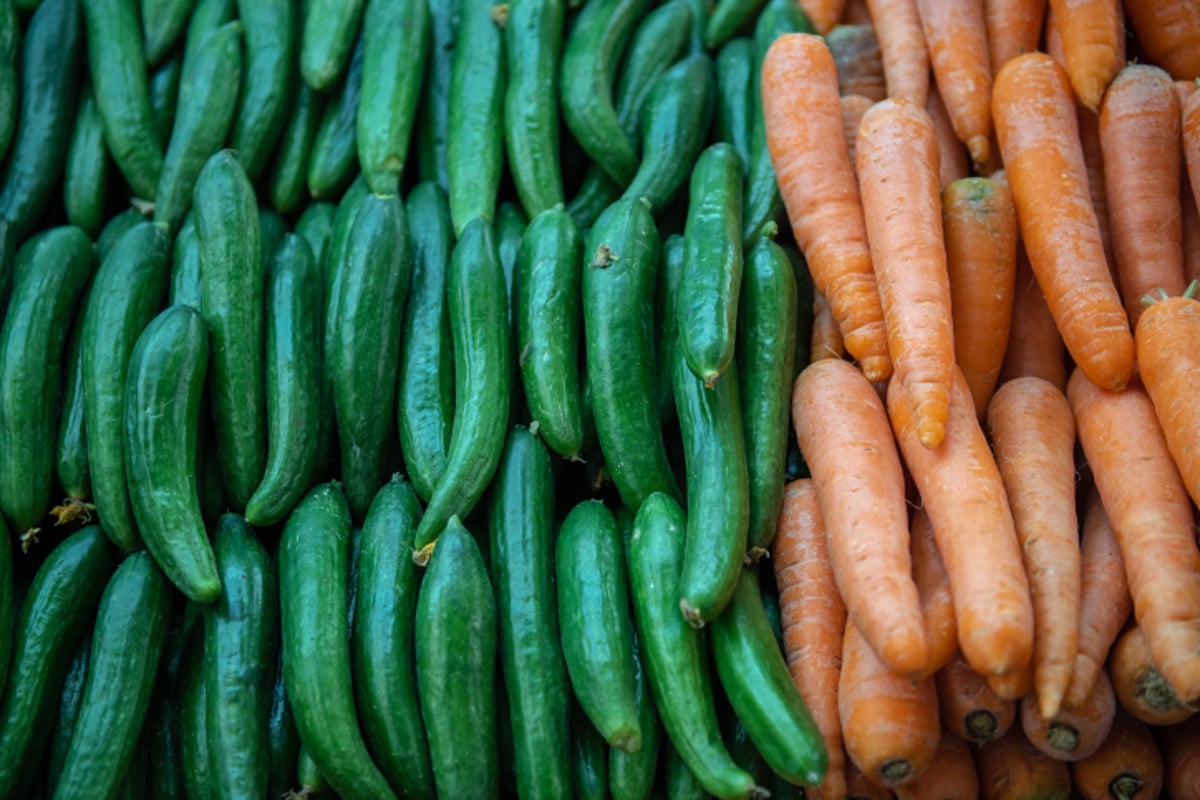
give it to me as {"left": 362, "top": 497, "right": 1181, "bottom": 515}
{"left": 0, "top": 524, "right": 8, "bottom": 690}
{"left": 626, "top": 493, "right": 759, "bottom": 799}
{"left": 490, "top": 427, "right": 572, "bottom": 798}
{"left": 193, "top": 150, "right": 266, "bottom": 512}
{"left": 414, "top": 0, "right": 461, "bottom": 189}
{"left": 81, "top": 0, "right": 164, "bottom": 199}
{"left": 279, "top": 483, "right": 398, "bottom": 800}
{"left": 180, "top": 0, "right": 234, "bottom": 83}
{"left": 0, "top": 226, "right": 93, "bottom": 538}
{"left": 723, "top": 716, "right": 771, "bottom": 790}
{"left": 141, "top": 0, "right": 193, "bottom": 66}
{"left": 609, "top": 632, "right": 661, "bottom": 800}
{"left": 664, "top": 740, "right": 711, "bottom": 800}
{"left": 299, "top": 0, "right": 365, "bottom": 91}
{"left": 51, "top": 552, "right": 172, "bottom": 800}
{"left": 582, "top": 198, "right": 680, "bottom": 511}
{"left": 655, "top": 234, "right": 685, "bottom": 422}
{"left": 169, "top": 213, "right": 200, "bottom": 309}
{"left": 295, "top": 743, "right": 329, "bottom": 796}
{"left": 397, "top": 182, "right": 455, "bottom": 503}
{"left": 307, "top": 35, "right": 365, "bottom": 200}
{"left": 244, "top": 235, "right": 320, "bottom": 526}
{"left": 115, "top": 727, "right": 149, "bottom": 800}
{"left": 412, "top": 217, "right": 510, "bottom": 563}
{"left": 178, "top": 626, "right": 214, "bottom": 800}
{"left": 572, "top": 704, "right": 609, "bottom": 800}
{"left": 53, "top": 286, "right": 94, "bottom": 525}
{"left": 783, "top": 244, "right": 814, "bottom": 378}
{"left": 266, "top": 653, "right": 299, "bottom": 800}
{"left": 46, "top": 636, "right": 90, "bottom": 796}
{"left": 81, "top": 220, "right": 172, "bottom": 552}
{"left": 124, "top": 304, "right": 221, "bottom": 603}
{"left": 715, "top": 38, "right": 754, "bottom": 169}
{"left": 704, "top": 0, "right": 767, "bottom": 50}
{"left": 516, "top": 206, "right": 585, "bottom": 459}
{"left": 352, "top": 476, "right": 435, "bottom": 799}
{"left": 415, "top": 517, "right": 498, "bottom": 798}
{"left": 95, "top": 208, "right": 146, "bottom": 263}
{"left": 295, "top": 201, "right": 336, "bottom": 269}
{"left": 149, "top": 54, "right": 183, "bottom": 148}
{"left": 63, "top": 86, "right": 110, "bottom": 237}
{"left": 267, "top": 83, "right": 323, "bottom": 216}
{"left": 0, "top": 0, "right": 16, "bottom": 164}
{"left": 143, "top": 605, "right": 197, "bottom": 800}
{"left": 230, "top": 0, "right": 295, "bottom": 181}
{"left": 258, "top": 208, "right": 286, "bottom": 265}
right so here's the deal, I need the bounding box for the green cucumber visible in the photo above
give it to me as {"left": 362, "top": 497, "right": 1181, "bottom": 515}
{"left": 557, "top": 499, "right": 641, "bottom": 748}
{"left": 63, "top": 86, "right": 110, "bottom": 237}
{"left": 81, "top": 220, "right": 172, "bottom": 552}
{"left": 627, "top": 493, "right": 759, "bottom": 799}
{"left": 181, "top": 0, "right": 235, "bottom": 75}
{"left": 0, "top": 525, "right": 8, "bottom": 692}
{"left": 710, "top": 567, "right": 827, "bottom": 786}
{"left": 564, "top": 169, "right": 619, "bottom": 230}
{"left": 231, "top": 0, "right": 295, "bottom": 181}
{"left": 51, "top": 552, "right": 172, "bottom": 800}
{"left": 258, "top": 208, "right": 286, "bottom": 264}
{"left": 715, "top": 38, "right": 754, "bottom": 169}
{"left": 95, "top": 208, "right": 145, "bottom": 263}
{"left": 784, "top": 245, "right": 815, "bottom": 379}
{"left": 414, "top": 0, "right": 461, "bottom": 189}
{"left": 497, "top": 199, "right": 528, "bottom": 428}
{"left": 655, "top": 233, "right": 685, "bottom": 422}
{"left": 124, "top": 304, "right": 221, "bottom": 603}
{"left": 149, "top": 54, "right": 183, "bottom": 148}
{"left": 193, "top": 150, "right": 266, "bottom": 512}
{"left": 268, "top": 83, "right": 323, "bottom": 216}
{"left": 704, "top": 0, "right": 767, "bottom": 50}
{"left": 0, "top": 0, "right": 16, "bottom": 164}
{"left": 615, "top": 0, "right": 694, "bottom": 141}
{"left": 0, "top": 226, "right": 93, "bottom": 538}
{"left": 299, "top": 0, "right": 365, "bottom": 91}
{"left": 723, "top": 716, "right": 771, "bottom": 790}
{"left": 412, "top": 216, "right": 510, "bottom": 563}
{"left": 115, "top": 727, "right": 149, "bottom": 800}
{"left": 582, "top": 198, "right": 680, "bottom": 511}
{"left": 682, "top": 0, "right": 709, "bottom": 53}
{"left": 53, "top": 287, "right": 94, "bottom": 524}
{"left": 516, "top": 206, "right": 585, "bottom": 459}
{"left": 179, "top": 626, "right": 214, "bottom": 800}
{"left": 572, "top": 705, "right": 609, "bottom": 800}
{"left": 397, "top": 182, "right": 455, "bottom": 503}
{"left": 352, "top": 476, "right": 435, "bottom": 800}
{"left": 609, "top": 632, "right": 661, "bottom": 800}
{"left": 490, "top": 427, "right": 572, "bottom": 798}
{"left": 142, "top": 0, "right": 194, "bottom": 66}
{"left": 144, "top": 605, "right": 197, "bottom": 800}
{"left": 46, "top": 636, "right": 90, "bottom": 796}
{"left": 307, "top": 35, "right": 364, "bottom": 200}
{"left": 279, "top": 483, "right": 398, "bottom": 800}
{"left": 169, "top": 213, "right": 200, "bottom": 309}
{"left": 415, "top": 516, "right": 498, "bottom": 798}
{"left": 266, "top": 653, "right": 299, "bottom": 800}
{"left": 295, "top": 743, "right": 329, "bottom": 796}
{"left": 665, "top": 740, "right": 711, "bottom": 800}
{"left": 295, "top": 201, "right": 336, "bottom": 269}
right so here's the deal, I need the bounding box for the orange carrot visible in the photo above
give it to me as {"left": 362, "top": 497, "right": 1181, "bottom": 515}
{"left": 1076, "top": 91, "right": 1116, "bottom": 280}
{"left": 839, "top": 620, "right": 940, "bottom": 789}
{"left": 1183, "top": 175, "right": 1200, "bottom": 287}
{"left": 1099, "top": 65, "right": 1186, "bottom": 326}
{"left": 976, "top": 725, "right": 1072, "bottom": 800}
{"left": 801, "top": 0, "right": 850, "bottom": 35}
{"left": 888, "top": 366, "right": 1034, "bottom": 678}
{"left": 1109, "top": 622, "right": 1195, "bottom": 726}
{"left": 987, "top": 659, "right": 1034, "bottom": 702}
{"left": 910, "top": 507, "right": 957, "bottom": 680}
{"left": 985, "top": 0, "right": 1046, "bottom": 76}
{"left": 842, "top": 0, "right": 874, "bottom": 24}
{"left": 1183, "top": 88, "right": 1200, "bottom": 237}
{"left": 856, "top": 98, "right": 954, "bottom": 448}
{"left": 828, "top": 24, "right": 888, "bottom": 102}
{"left": 845, "top": 760, "right": 893, "bottom": 800}
{"left": 926, "top": 81, "right": 970, "bottom": 189}
{"left": 992, "top": 52, "right": 1135, "bottom": 393}
{"left": 865, "top": 0, "right": 930, "bottom": 106}
{"left": 944, "top": 177, "right": 1018, "bottom": 417}
{"left": 916, "top": 0, "right": 994, "bottom": 168}
{"left": 1045, "top": 0, "right": 1124, "bottom": 111}
{"left": 771, "top": 479, "right": 848, "bottom": 800}
{"left": 935, "top": 650, "right": 1017, "bottom": 744}
{"left": 792, "top": 359, "right": 929, "bottom": 677}
{"left": 998, "top": 242, "right": 1068, "bottom": 391}
{"left": 841, "top": 93, "right": 875, "bottom": 177}
{"left": 1021, "top": 667, "right": 1116, "bottom": 763}
{"left": 1067, "top": 368, "right": 1200, "bottom": 705}
{"left": 809, "top": 289, "right": 845, "bottom": 362}
{"left": 1124, "top": 0, "right": 1200, "bottom": 82}
{"left": 894, "top": 732, "right": 979, "bottom": 800}
{"left": 763, "top": 34, "right": 892, "bottom": 381}
{"left": 1158, "top": 714, "right": 1200, "bottom": 800}
{"left": 1042, "top": 1, "right": 1065, "bottom": 68}
{"left": 1071, "top": 710, "right": 1164, "bottom": 800}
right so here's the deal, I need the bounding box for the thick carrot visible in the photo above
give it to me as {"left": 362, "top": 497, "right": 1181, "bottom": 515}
{"left": 800, "top": 0, "right": 849, "bottom": 35}
{"left": 839, "top": 620, "right": 940, "bottom": 789}
{"left": 987, "top": 376, "right": 1080, "bottom": 721}
{"left": 998, "top": 242, "right": 1068, "bottom": 391}
{"left": 1109, "top": 623, "right": 1195, "bottom": 726}
{"left": 1124, "top": 0, "right": 1200, "bottom": 82}
{"left": 809, "top": 290, "right": 845, "bottom": 362}
{"left": 771, "top": 479, "right": 847, "bottom": 800}
{"left": 856, "top": 98, "right": 954, "bottom": 448}
{"left": 893, "top": 732, "right": 979, "bottom": 800}
{"left": 865, "top": 0, "right": 929, "bottom": 106}
{"left": 1020, "top": 667, "right": 1116, "bottom": 762}
{"left": 1099, "top": 65, "right": 1186, "bottom": 326}
{"left": 1067, "top": 368, "right": 1200, "bottom": 705}
{"left": 993, "top": 52, "right": 1135, "bottom": 393}
{"left": 916, "top": 0, "right": 993, "bottom": 168}
{"left": 985, "top": 0, "right": 1046, "bottom": 76}
{"left": 841, "top": 94, "right": 875, "bottom": 179}
{"left": 986, "top": 659, "right": 1034, "bottom": 701}
{"left": 845, "top": 760, "right": 892, "bottom": 800}
{"left": 1157, "top": 714, "right": 1200, "bottom": 800}
{"left": 910, "top": 507, "right": 957, "bottom": 680}
{"left": 763, "top": 34, "right": 892, "bottom": 381}
{"left": 888, "top": 366, "right": 1034, "bottom": 678}
{"left": 1045, "top": 0, "right": 1123, "bottom": 111}
{"left": 935, "top": 650, "right": 1016, "bottom": 744}
{"left": 792, "top": 359, "right": 929, "bottom": 677}
{"left": 827, "top": 25, "right": 887, "bottom": 102}
{"left": 1071, "top": 710, "right": 1164, "bottom": 800}
{"left": 976, "top": 725, "right": 1072, "bottom": 800}
{"left": 925, "top": 82, "right": 969, "bottom": 189}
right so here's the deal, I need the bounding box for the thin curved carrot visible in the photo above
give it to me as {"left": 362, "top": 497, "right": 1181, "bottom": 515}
{"left": 1124, "top": 0, "right": 1200, "bottom": 82}
{"left": 1020, "top": 667, "right": 1116, "bottom": 762}
{"left": 1045, "top": 0, "right": 1124, "bottom": 111}
{"left": 1109, "top": 623, "right": 1195, "bottom": 726}
{"left": 828, "top": 25, "right": 887, "bottom": 102}
{"left": 916, "top": 0, "right": 994, "bottom": 168}
{"left": 935, "top": 649, "right": 1017, "bottom": 744}
{"left": 800, "top": 0, "right": 850, "bottom": 35}
{"left": 910, "top": 507, "right": 956, "bottom": 680}
{"left": 985, "top": 0, "right": 1046, "bottom": 76}
{"left": 1071, "top": 710, "right": 1165, "bottom": 800}
{"left": 840, "top": 93, "right": 874, "bottom": 183}
{"left": 1077, "top": 91, "right": 1116, "bottom": 280}
{"left": 865, "top": 0, "right": 930, "bottom": 106}
{"left": 893, "top": 731, "right": 978, "bottom": 800}
{"left": 998, "top": 243, "right": 1067, "bottom": 391}
{"left": 809, "top": 289, "right": 845, "bottom": 362}
{"left": 926, "top": 82, "right": 969, "bottom": 189}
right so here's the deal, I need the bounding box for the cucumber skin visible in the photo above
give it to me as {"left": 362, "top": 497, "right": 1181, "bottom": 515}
{"left": 56, "top": 283, "right": 92, "bottom": 506}
{"left": 300, "top": 0, "right": 365, "bottom": 92}
{"left": 308, "top": 35, "right": 365, "bottom": 201}
{"left": 149, "top": 54, "right": 183, "bottom": 149}
{"left": 572, "top": 705, "right": 609, "bottom": 800}
{"left": 608, "top": 632, "right": 661, "bottom": 800}
{"left": 0, "top": 0, "right": 16, "bottom": 164}
{"left": 231, "top": 0, "right": 295, "bottom": 181}
{"left": 179, "top": 626, "right": 214, "bottom": 800}
{"left": 268, "top": 83, "right": 323, "bottom": 216}
{"left": 63, "top": 87, "right": 109, "bottom": 237}
{"left": 46, "top": 636, "right": 91, "bottom": 797}
{"left": 265, "top": 654, "right": 299, "bottom": 800}
{"left": 414, "top": 0, "right": 462, "bottom": 190}
{"left": 141, "top": 0, "right": 193, "bottom": 66}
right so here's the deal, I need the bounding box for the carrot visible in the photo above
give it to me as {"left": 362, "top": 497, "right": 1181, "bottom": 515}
{"left": 1099, "top": 65, "right": 1186, "bottom": 326}
{"left": 1184, "top": 175, "right": 1200, "bottom": 287}
{"left": 1183, "top": 88, "right": 1200, "bottom": 238}
{"left": 1157, "top": 714, "right": 1200, "bottom": 800}
{"left": 1124, "top": 0, "right": 1200, "bottom": 82}
{"left": 827, "top": 25, "right": 887, "bottom": 102}
{"left": 992, "top": 52, "right": 1135, "bottom": 393}
{"left": 997, "top": 242, "right": 1068, "bottom": 391}
{"left": 893, "top": 732, "right": 979, "bottom": 800}
{"left": 771, "top": 479, "right": 848, "bottom": 800}
{"left": 985, "top": 0, "right": 1046, "bottom": 76}
{"left": 1041, "top": 0, "right": 1065, "bottom": 68}
{"left": 1020, "top": 667, "right": 1116, "bottom": 762}
{"left": 839, "top": 620, "right": 940, "bottom": 790}
{"left": 925, "top": 81, "right": 970, "bottom": 189}
{"left": 856, "top": 98, "right": 954, "bottom": 448}
{"left": 986, "top": 659, "right": 1034, "bottom": 702}
{"left": 986, "top": 376, "right": 1080, "bottom": 721}
{"left": 800, "top": 0, "right": 850, "bottom": 35}
{"left": 1044, "top": 0, "right": 1123, "bottom": 111}
{"left": 1067, "top": 368, "right": 1200, "bottom": 705}
{"left": 888, "top": 366, "right": 1034, "bottom": 678}
{"left": 845, "top": 760, "right": 892, "bottom": 800}
{"left": 916, "top": 0, "right": 994, "bottom": 168}
{"left": 809, "top": 289, "right": 845, "bottom": 362}
{"left": 944, "top": 177, "right": 1017, "bottom": 417}
{"left": 865, "top": 0, "right": 930, "bottom": 106}
{"left": 976, "top": 725, "right": 1072, "bottom": 800}
{"left": 935, "top": 650, "right": 1017, "bottom": 744}
{"left": 792, "top": 359, "right": 929, "bottom": 677}
{"left": 763, "top": 34, "right": 892, "bottom": 381}
{"left": 1071, "top": 710, "right": 1165, "bottom": 800}
{"left": 1109, "top": 623, "right": 1195, "bottom": 726}
{"left": 910, "top": 507, "right": 957, "bottom": 680}
{"left": 840, "top": 94, "right": 875, "bottom": 179}
{"left": 1076, "top": 90, "right": 1116, "bottom": 280}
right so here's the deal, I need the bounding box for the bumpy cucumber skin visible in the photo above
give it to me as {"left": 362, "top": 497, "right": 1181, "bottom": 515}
{"left": 265, "top": 654, "right": 299, "bottom": 800}
{"left": 141, "top": 0, "right": 194, "bottom": 66}
{"left": 231, "top": 0, "right": 295, "bottom": 181}
{"left": 63, "top": 87, "right": 110, "bottom": 237}
{"left": 149, "top": 54, "right": 182, "bottom": 148}
{"left": 703, "top": 0, "right": 767, "bottom": 50}
{"left": 654, "top": 234, "right": 685, "bottom": 422}
{"left": 46, "top": 636, "right": 90, "bottom": 796}
{"left": 572, "top": 704, "right": 609, "bottom": 800}
{"left": 414, "top": 0, "right": 462, "bottom": 189}
{"left": 307, "top": 35, "right": 365, "bottom": 200}
{"left": 715, "top": 38, "right": 755, "bottom": 170}
{"left": 179, "top": 626, "right": 215, "bottom": 800}
{"left": 608, "top": 632, "right": 661, "bottom": 800}
{"left": 268, "top": 82, "right": 323, "bottom": 216}
{"left": 55, "top": 285, "right": 92, "bottom": 507}
{"left": 300, "top": 0, "right": 365, "bottom": 92}
{"left": 615, "top": 0, "right": 692, "bottom": 142}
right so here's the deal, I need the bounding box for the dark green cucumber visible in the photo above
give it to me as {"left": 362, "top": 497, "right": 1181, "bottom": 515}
{"left": 279, "top": 483, "right": 398, "bottom": 800}
{"left": 149, "top": 54, "right": 183, "bottom": 148}
{"left": 490, "top": 427, "right": 572, "bottom": 798}
{"left": 0, "top": 524, "right": 8, "bottom": 692}
{"left": 565, "top": 168, "right": 619, "bottom": 230}
{"left": 516, "top": 206, "right": 585, "bottom": 459}
{"left": 412, "top": 216, "right": 510, "bottom": 562}
{"left": 664, "top": 740, "right": 711, "bottom": 800}
{"left": 154, "top": 20, "right": 244, "bottom": 232}
{"left": 572, "top": 704, "right": 609, "bottom": 800}
{"left": 170, "top": 212, "right": 201, "bottom": 308}
{"left": 679, "top": 142, "right": 744, "bottom": 386}
{"left": 414, "top": 0, "right": 461, "bottom": 189}
{"left": 307, "top": 35, "right": 364, "bottom": 200}
{"left": 258, "top": 207, "right": 286, "bottom": 264}
{"left": 295, "top": 743, "right": 329, "bottom": 795}
{"left": 715, "top": 38, "right": 754, "bottom": 169}
{"left": 204, "top": 515, "right": 278, "bottom": 799}
{"left": 81, "top": 220, "right": 172, "bottom": 552}
{"left": 143, "top": 605, "right": 198, "bottom": 800}
{"left": 327, "top": 192, "right": 411, "bottom": 521}
{"left": 703, "top": 0, "right": 766, "bottom": 50}
{"left": 620, "top": 53, "right": 715, "bottom": 215}
{"left": 737, "top": 236, "right": 796, "bottom": 556}
{"left": 609, "top": 632, "right": 661, "bottom": 800}
{"left": 0, "top": 0, "right": 82, "bottom": 242}
{"left": 295, "top": 201, "right": 336, "bottom": 269}
{"left": 711, "top": 567, "right": 827, "bottom": 786}
{"left": 230, "top": 0, "right": 295, "bottom": 181}
{"left": 496, "top": 202, "right": 527, "bottom": 424}
{"left": 141, "top": 0, "right": 193, "bottom": 66}
{"left": 557, "top": 499, "right": 641, "bottom": 751}
{"left": 784, "top": 244, "right": 814, "bottom": 379}
{"left": 51, "top": 552, "right": 172, "bottom": 800}
{"left": 181, "top": 0, "right": 235, "bottom": 75}
{"left": 681, "top": 0, "right": 709, "bottom": 53}
{"left": 63, "top": 86, "right": 110, "bottom": 237}
{"left": 95, "top": 208, "right": 146, "bottom": 263}
{"left": 0, "top": 227, "right": 92, "bottom": 537}
{"left": 299, "top": 0, "right": 365, "bottom": 91}
{"left": 268, "top": 83, "right": 323, "bottom": 216}
{"left": 582, "top": 198, "right": 680, "bottom": 511}
{"left": 46, "top": 635, "right": 90, "bottom": 796}
{"left": 179, "top": 626, "right": 214, "bottom": 800}
{"left": 0, "top": 0, "right": 16, "bottom": 164}
{"left": 54, "top": 285, "right": 93, "bottom": 522}
{"left": 266, "top": 652, "right": 299, "bottom": 800}
{"left": 503, "top": 0, "right": 565, "bottom": 218}
{"left": 415, "top": 516, "right": 498, "bottom": 798}
{"left": 124, "top": 304, "right": 220, "bottom": 603}
{"left": 244, "top": 235, "right": 320, "bottom": 526}
{"left": 81, "top": 0, "right": 164, "bottom": 199}
{"left": 397, "top": 182, "right": 455, "bottom": 503}
{"left": 615, "top": 0, "right": 693, "bottom": 141}
{"left": 446, "top": 0, "right": 505, "bottom": 236}
{"left": 655, "top": 233, "right": 685, "bottom": 422}
{"left": 352, "top": 476, "right": 434, "bottom": 800}
{"left": 193, "top": 150, "right": 266, "bottom": 512}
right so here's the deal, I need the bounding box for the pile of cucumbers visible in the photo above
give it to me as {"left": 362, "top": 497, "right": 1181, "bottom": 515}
{"left": 0, "top": 0, "right": 830, "bottom": 798}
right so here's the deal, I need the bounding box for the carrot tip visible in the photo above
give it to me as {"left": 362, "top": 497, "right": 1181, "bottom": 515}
{"left": 917, "top": 419, "right": 946, "bottom": 449}
{"left": 1039, "top": 693, "right": 1063, "bottom": 724}
{"left": 679, "top": 599, "right": 705, "bottom": 629}
{"left": 967, "top": 136, "right": 991, "bottom": 169}
{"left": 858, "top": 356, "right": 892, "bottom": 383}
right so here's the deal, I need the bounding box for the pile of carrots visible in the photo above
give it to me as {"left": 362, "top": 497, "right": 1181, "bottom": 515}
{"left": 761, "top": 0, "right": 1200, "bottom": 797}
